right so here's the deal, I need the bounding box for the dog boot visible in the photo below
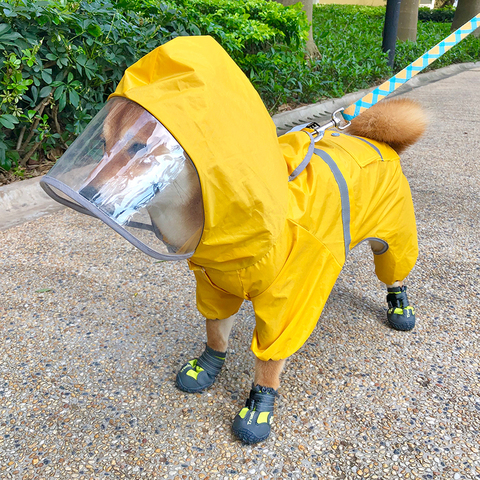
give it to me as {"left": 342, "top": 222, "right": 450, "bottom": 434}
{"left": 176, "top": 344, "right": 226, "bottom": 393}
{"left": 232, "top": 384, "right": 277, "bottom": 444}
{"left": 386, "top": 285, "right": 416, "bottom": 331}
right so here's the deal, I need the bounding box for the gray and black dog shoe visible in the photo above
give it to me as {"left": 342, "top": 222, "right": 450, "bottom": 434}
{"left": 176, "top": 344, "right": 226, "bottom": 393}
{"left": 386, "top": 285, "right": 416, "bottom": 331}
{"left": 232, "top": 384, "right": 278, "bottom": 444}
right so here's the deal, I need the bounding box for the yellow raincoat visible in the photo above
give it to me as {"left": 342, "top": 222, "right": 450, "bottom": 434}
{"left": 111, "top": 36, "right": 418, "bottom": 361}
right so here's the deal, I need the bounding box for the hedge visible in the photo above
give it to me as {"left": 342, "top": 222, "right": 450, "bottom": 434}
{"left": 1, "top": 1, "right": 479, "bottom": 179}
{"left": 0, "top": 0, "right": 308, "bottom": 172}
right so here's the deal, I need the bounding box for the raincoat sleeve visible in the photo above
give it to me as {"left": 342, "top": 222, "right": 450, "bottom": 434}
{"left": 250, "top": 222, "right": 343, "bottom": 362}
{"left": 188, "top": 261, "right": 244, "bottom": 320}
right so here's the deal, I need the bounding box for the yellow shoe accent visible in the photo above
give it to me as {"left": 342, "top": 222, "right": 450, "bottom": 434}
{"left": 390, "top": 306, "right": 415, "bottom": 315}
{"left": 181, "top": 359, "right": 197, "bottom": 372}
{"left": 257, "top": 412, "right": 270, "bottom": 424}
{"left": 186, "top": 366, "right": 204, "bottom": 380}
{"left": 239, "top": 407, "right": 249, "bottom": 419}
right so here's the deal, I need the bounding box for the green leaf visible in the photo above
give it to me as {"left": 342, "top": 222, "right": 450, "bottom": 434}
{"left": 0, "top": 114, "right": 19, "bottom": 125}
{"left": 35, "top": 288, "right": 52, "bottom": 293}
{"left": 54, "top": 85, "right": 65, "bottom": 100}
{"left": 69, "top": 89, "right": 80, "bottom": 108}
{"left": 58, "top": 95, "right": 66, "bottom": 112}
{"left": 0, "top": 115, "right": 16, "bottom": 129}
{"left": 0, "top": 23, "right": 22, "bottom": 42}
{"left": 31, "top": 85, "right": 38, "bottom": 103}
{"left": 87, "top": 24, "right": 102, "bottom": 38}
{"left": 39, "top": 86, "right": 52, "bottom": 97}
{"left": 76, "top": 54, "right": 87, "bottom": 66}
{"left": 41, "top": 70, "right": 52, "bottom": 84}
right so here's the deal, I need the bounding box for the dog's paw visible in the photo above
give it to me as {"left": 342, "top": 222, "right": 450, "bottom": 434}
{"left": 232, "top": 407, "right": 273, "bottom": 444}
{"left": 387, "top": 305, "right": 416, "bottom": 331}
{"left": 386, "top": 286, "right": 416, "bottom": 331}
{"left": 176, "top": 359, "right": 217, "bottom": 393}
{"left": 175, "top": 345, "right": 226, "bottom": 393}
{"left": 232, "top": 385, "right": 277, "bottom": 444}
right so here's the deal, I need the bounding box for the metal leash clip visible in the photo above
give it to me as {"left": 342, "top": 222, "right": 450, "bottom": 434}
{"left": 303, "top": 108, "right": 351, "bottom": 141}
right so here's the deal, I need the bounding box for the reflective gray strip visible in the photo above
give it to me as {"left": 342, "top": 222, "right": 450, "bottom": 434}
{"left": 314, "top": 148, "right": 351, "bottom": 260}
{"left": 40, "top": 177, "right": 194, "bottom": 261}
{"left": 334, "top": 132, "right": 384, "bottom": 161}
{"left": 289, "top": 131, "right": 315, "bottom": 182}
{"left": 354, "top": 237, "right": 389, "bottom": 255}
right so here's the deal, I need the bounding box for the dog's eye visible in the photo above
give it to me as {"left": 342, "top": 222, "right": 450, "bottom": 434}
{"left": 128, "top": 142, "right": 146, "bottom": 155}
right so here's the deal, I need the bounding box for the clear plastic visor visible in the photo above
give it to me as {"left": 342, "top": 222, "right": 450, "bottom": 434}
{"left": 40, "top": 97, "right": 204, "bottom": 260}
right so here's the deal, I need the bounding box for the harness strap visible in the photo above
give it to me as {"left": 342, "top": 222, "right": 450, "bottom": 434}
{"left": 288, "top": 131, "right": 315, "bottom": 182}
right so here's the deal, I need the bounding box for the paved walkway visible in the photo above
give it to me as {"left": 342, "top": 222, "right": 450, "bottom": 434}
{"left": 1, "top": 66, "right": 479, "bottom": 479}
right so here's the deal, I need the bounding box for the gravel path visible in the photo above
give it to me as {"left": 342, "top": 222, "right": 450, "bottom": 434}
{"left": 1, "top": 67, "right": 479, "bottom": 479}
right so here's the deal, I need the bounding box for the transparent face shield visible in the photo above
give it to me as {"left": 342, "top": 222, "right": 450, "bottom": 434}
{"left": 40, "top": 97, "right": 204, "bottom": 260}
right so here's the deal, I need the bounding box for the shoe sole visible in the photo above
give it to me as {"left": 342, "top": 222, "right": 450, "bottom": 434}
{"left": 388, "top": 316, "right": 416, "bottom": 331}
{"left": 232, "top": 426, "right": 270, "bottom": 444}
{"left": 175, "top": 375, "right": 213, "bottom": 393}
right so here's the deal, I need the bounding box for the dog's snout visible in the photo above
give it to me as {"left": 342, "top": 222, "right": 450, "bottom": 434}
{"left": 79, "top": 185, "right": 98, "bottom": 200}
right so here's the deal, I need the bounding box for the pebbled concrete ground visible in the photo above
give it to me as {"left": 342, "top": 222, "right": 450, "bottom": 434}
{"left": 0, "top": 66, "right": 479, "bottom": 479}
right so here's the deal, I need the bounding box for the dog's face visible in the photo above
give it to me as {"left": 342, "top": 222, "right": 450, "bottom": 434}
{"left": 79, "top": 98, "right": 204, "bottom": 252}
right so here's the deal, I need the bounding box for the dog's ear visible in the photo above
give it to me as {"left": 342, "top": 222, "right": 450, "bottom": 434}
{"left": 346, "top": 98, "right": 428, "bottom": 154}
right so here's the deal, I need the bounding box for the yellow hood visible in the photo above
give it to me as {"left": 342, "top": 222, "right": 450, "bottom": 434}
{"left": 110, "top": 36, "right": 289, "bottom": 271}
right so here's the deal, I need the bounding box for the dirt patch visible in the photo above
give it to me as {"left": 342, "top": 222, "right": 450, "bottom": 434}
{"left": 0, "top": 162, "right": 55, "bottom": 187}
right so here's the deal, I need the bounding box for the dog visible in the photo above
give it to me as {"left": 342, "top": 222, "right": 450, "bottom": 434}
{"left": 80, "top": 95, "right": 426, "bottom": 444}
{"left": 43, "top": 36, "right": 427, "bottom": 445}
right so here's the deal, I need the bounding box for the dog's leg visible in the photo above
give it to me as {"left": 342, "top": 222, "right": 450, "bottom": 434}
{"left": 254, "top": 358, "right": 285, "bottom": 390}
{"left": 206, "top": 315, "right": 235, "bottom": 352}
{"left": 232, "top": 357, "right": 285, "bottom": 444}
{"left": 176, "top": 315, "right": 235, "bottom": 393}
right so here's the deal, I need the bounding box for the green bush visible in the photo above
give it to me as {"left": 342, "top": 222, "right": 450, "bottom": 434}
{"left": 312, "top": 4, "right": 479, "bottom": 97}
{"left": 418, "top": 6, "right": 456, "bottom": 23}
{"left": 171, "top": 0, "right": 308, "bottom": 52}
{"left": 1, "top": 1, "right": 480, "bottom": 179}
{"left": 0, "top": 0, "right": 189, "bottom": 171}
{"left": 312, "top": 5, "right": 391, "bottom": 98}
{"left": 0, "top": 0, "right": 309, "bottom": 173}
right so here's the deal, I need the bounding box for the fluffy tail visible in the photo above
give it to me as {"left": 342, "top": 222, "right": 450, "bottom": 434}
{"left": 344, "top": 98, "right": 427, "bottom": 154}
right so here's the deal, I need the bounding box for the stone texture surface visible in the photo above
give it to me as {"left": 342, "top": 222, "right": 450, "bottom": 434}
{"left": 0, "top": 67, "right": 479, "bottom": 479}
